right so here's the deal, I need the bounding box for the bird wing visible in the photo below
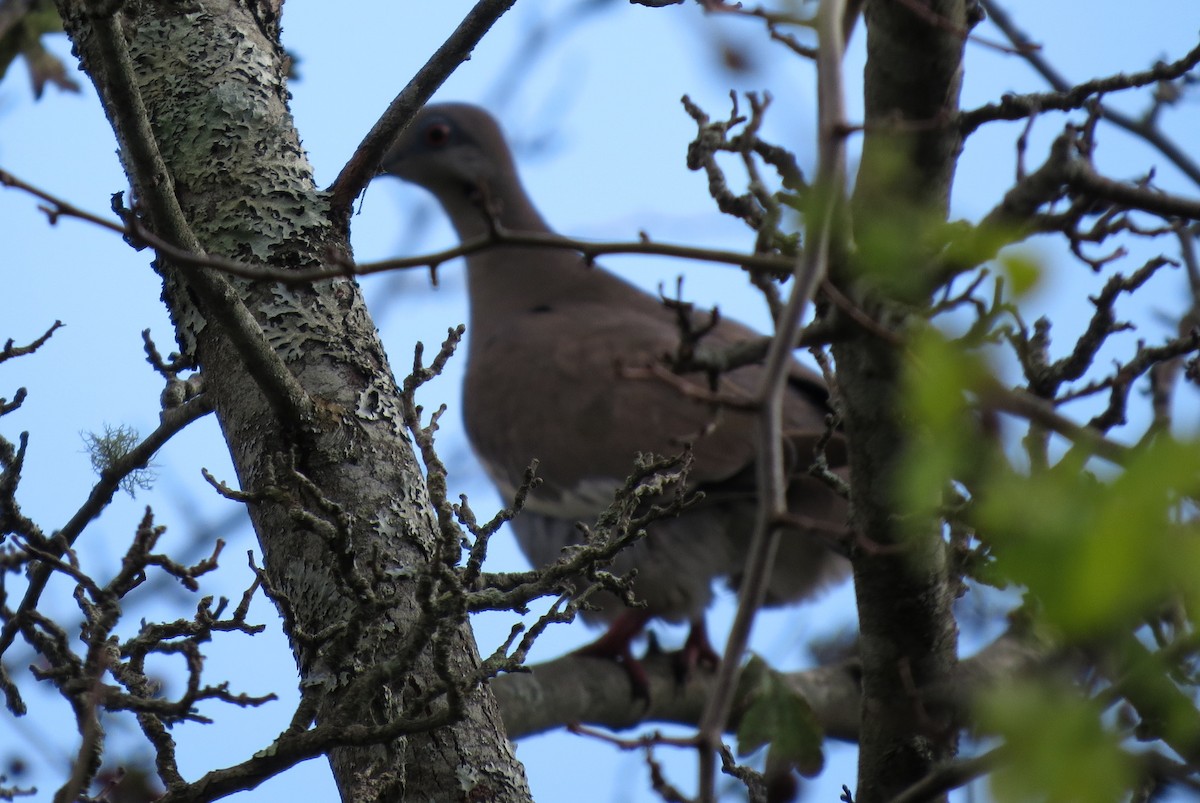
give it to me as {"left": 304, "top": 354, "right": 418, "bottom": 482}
{"left": 463, "top": 293, "right": 840, "bottom": 515}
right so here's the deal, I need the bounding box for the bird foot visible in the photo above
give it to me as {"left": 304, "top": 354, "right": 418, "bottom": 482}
{"left": 572, "top": 610, "right": 653, "bottom": 700}
{"left": 572, "top": 613, "right": 721, "bottom": 696}
{"left": 575, "top": 640, "right": 652, "bottom": 701}
{"left": 674, "top": 619, "right": 721, "bottom": 683}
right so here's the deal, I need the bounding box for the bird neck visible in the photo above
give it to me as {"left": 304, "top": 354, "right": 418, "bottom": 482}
{"left": 442, "top": 170, "right": 552, "bottom": 242}
{"left": 464, "top": 241, "right": 601, "bottom": 322}
{"left": 452, "top": 171, "right": 660, "bottom": 327}
{"left": 455, "top": 173, "right": 617, "bottom": 319}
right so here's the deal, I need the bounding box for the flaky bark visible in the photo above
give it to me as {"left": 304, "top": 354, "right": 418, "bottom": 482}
{"left": 54, "top": 2, "right": 530, "bottom": 800}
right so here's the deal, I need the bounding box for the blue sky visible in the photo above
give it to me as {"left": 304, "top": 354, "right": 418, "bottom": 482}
{"left": 2, "top": 2, "right": 1199, "bottom": 801}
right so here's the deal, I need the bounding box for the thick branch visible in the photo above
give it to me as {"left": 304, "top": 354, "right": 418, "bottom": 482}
{"left": 838, "top": 1, "right": 970, "bottom": 801}
{"left": 492, "top": 628, "right": 1050, "bottom": 742}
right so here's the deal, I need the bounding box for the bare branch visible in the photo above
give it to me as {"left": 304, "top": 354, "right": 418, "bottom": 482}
{"left": 0, "top": 321, "right": 63, "bottom": 365}
{"left": 326, "top": 0, "right": 519, "bottom": 221}
{"left": 2, "top": 167, "right": 801, "bottom": 282}
{"left": 960, "top": 39, "right": 1200, "bottom": 135}
{"left": 0, "top": 396, "right": 214, "bottom": 675}
{"left": 697, "top": 2, "right": 850, "bottom": 797}
{"left": 978, "top": 0, "right": 1200, "bottom": 188}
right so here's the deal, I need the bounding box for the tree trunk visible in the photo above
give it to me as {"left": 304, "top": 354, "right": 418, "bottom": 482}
{"left": 834, "top": 1, "right": 970, "bottom": 800}
{"left": 54, "top": 2, "right": 531, "bottom": 799}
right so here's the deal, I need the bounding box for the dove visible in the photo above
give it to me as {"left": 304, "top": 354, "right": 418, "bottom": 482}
{"left": 378, "top": 103, "right": 848, "bottom": 689}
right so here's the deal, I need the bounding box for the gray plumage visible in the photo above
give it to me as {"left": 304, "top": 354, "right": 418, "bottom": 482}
{"left": 379, "top": 103, "right": 847, "bottom": 640}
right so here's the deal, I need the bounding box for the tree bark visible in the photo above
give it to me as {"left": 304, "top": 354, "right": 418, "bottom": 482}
{"left": 833, "top": 1, "right": 970, "bottom": 801}
{"left": 54, "top": 2, "right": 531, "bottom": 800}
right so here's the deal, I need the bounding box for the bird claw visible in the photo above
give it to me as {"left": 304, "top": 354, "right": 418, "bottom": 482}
{"left": 573, "top": 612, "right": 721, "bottom": 698}
{"left": 573, "top": 610, "right": 654, "bottom": 700}
{"left": 584, "top": 644, "right": 652, "bottom": 702}
{"left": 673, "top": 619, "right": 721, "bottom": 683}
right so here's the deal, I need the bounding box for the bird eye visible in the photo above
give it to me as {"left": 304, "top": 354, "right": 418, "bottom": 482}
{"left": 424, "top": 122, "right": 451, "bottom": 147}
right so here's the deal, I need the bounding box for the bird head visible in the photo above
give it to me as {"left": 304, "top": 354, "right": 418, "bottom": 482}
{"left": 378, "top": 103, "right": 534, "bottom": 237}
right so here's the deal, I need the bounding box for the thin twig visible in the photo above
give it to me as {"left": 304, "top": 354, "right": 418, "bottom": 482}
{"left": 0, "top": 397, "right": 214, "bottom": 663}
{"left": 0, "top": 320, "right": 63, "bottom": 364}
{"left": 978, "top": 0, "right": 1200, "bottom": 189}
{"left": 976, "top": 380, "right": 1130, "bottom": 465}
{"left": 326, "top": 0, "right": 519, "bottom": 220}
{"left": 888, "top": 746, "right": 1006, "bottom": 803}
{"left": 1, "top": 167, "right": 798, "bottom": 282}
{"left": 695, "top": 1, "right": 849, "bottom": 799}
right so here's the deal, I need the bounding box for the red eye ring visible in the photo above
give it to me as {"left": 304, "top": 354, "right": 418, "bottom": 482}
{"left": 424, "top": 122, "right": 451, "bottom": 147}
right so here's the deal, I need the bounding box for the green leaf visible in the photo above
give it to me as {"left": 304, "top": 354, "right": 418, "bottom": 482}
{"left": 736, "top": 655, "right": 824, "bottom": 778}
{"left": 978, "top": 437, "right": 1200, "bottom": 637}
{"left": 979, "top": 679, "right": 1136, "bottom": 803}
{"left": 898, "top": 327, "right": 999, "bottom": 525}
{"left": 998, "top": 250, "right": 1043, "bottom": 298}
{"left": 854, "top": 209, "right": 953, "bottom": 300}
